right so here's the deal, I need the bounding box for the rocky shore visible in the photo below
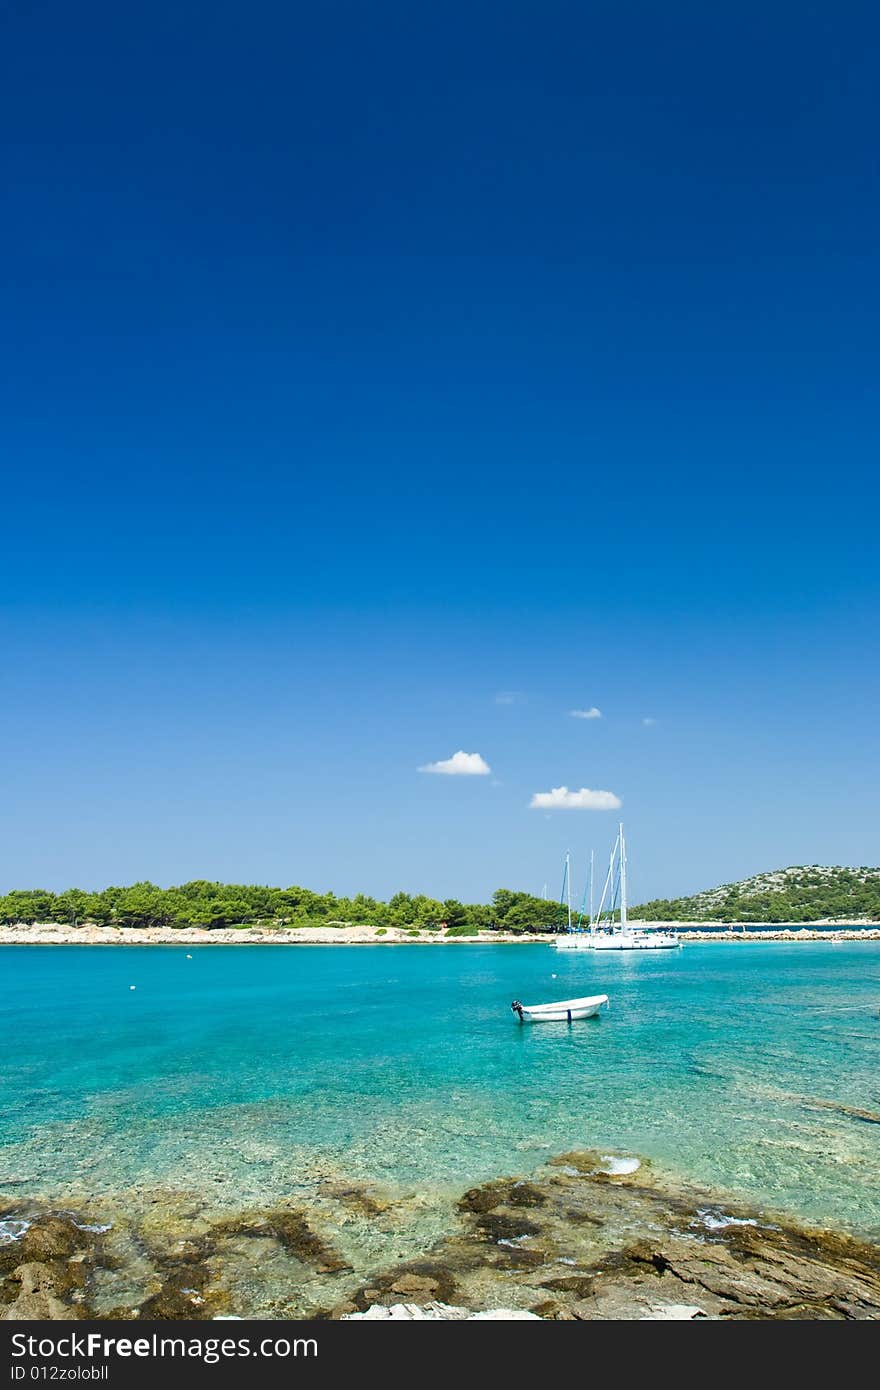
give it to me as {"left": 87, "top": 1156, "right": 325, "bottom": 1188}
{"left": 3, "top": 1154, "right": 879, "bottom": 1320}
{"left": 659, "top": 925, "right": 880, "bottom": 942}
{"left": 0, "top": 923, "right": 545, "bottom": 946}
{"left": 1, "top": 922, "right": 878, "bottom": 946}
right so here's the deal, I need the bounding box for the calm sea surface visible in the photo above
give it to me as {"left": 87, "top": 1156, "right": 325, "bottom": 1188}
{"left": 2, "top": 942, "right": 879, "bottom": 1234}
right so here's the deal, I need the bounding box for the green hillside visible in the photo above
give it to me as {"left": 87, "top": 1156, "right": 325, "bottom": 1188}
{"left": 2, "top": 866, "right": 878, "bottom": 931}
{"left": 631, "top": 865, "right": 880, "bottom": 923}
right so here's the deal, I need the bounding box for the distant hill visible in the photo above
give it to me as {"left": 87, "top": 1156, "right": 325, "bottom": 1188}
{"left": 631, "top": 865, "right": 880, "bottom": 923}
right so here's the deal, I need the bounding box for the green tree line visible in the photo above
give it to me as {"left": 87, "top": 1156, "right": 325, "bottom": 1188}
{"left": 5, "top": 867, "right": 876, "bottom": 931}
{"left": 0, "top": 882, "right": 568, "bottom": 932}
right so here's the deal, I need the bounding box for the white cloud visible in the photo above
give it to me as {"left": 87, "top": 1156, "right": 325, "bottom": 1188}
{"left": 642, "top": 717, "right": 656, "bottom": 726}
{"left": 529, "top": 786, "right": 622, "bottom": 810}
{"left": 569, "top": 707, "right": 602, "bottom": 720}
{"left": 495, "top": 691, "right": 524, "bottom": 705}
{"left": 418, "top": 750, "right": 491, "bottom": 776}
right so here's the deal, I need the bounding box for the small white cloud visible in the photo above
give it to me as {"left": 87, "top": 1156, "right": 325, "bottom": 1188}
{"left": 569, "top": 707, "right": 602, "bottom": 720}
{"left": 529, "top": 786, "right": 621, "bottom": 810}
{"left": 495, "top": 691, "right": 524, "bottom": 705}
{"left": 418, "top": 750, "right": 491, "bottom": 776}
{"left": 642, "top": 717, "right": 656, "bottom": 726}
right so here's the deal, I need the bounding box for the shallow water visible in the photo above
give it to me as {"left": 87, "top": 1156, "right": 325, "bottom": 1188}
{"left": 2, "top": 942, "right": 879, "bottom": 1237}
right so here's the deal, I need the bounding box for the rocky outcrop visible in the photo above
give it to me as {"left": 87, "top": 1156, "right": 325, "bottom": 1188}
{"left": 2, "top": 1159, "right": 879, "bottom": 1320}
{"left": 15, "top": 1217, "right": 87, "bottom": 1263}
{"left": 334, "top": 1152, "right": 880, "bottom": 1321}
{"left": 1, "top": 1263, "right": 81, "bottom": 1320}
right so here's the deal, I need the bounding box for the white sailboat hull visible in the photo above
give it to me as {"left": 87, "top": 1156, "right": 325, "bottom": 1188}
{"left": 512, "top": 993, "right": 609, "bottom": 1022}
{"left": 555, "top": 930, "right": 680, "bottom": 951}
{"left": 590, "top": 931, "right": 680, "bottom": 951}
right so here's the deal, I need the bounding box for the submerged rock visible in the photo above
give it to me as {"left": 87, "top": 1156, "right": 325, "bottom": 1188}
{"left": 539, "top": 1274, "right": 595, "bottom": 1299}
{"left": 267, "top": 1211, "right": 350, "bottom": 1273}
{"left": 459, "top": 1180, "right": 547, "bottom": 1214}
{"left": 139, "top": 1284, "right": 207, "bottom": 1320}
{"left": 474, "top": 1212, "right": 542, "bottom": 1243}
{"left": 212, "top": 1208, "right": 350, "bottom": 1274}
{"left": 319, "top": 1182, "right": 392, "bottom": 1217}
{"left": 801, "top": 1099, "right": 880, "bottom": 1126}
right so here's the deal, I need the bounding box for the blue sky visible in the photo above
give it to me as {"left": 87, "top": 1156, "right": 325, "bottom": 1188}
{"left": 1, "top": 1, "right": 878, "bottom": 901}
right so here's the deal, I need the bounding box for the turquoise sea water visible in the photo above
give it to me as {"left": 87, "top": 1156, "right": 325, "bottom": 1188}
{"left": 2, "top": 942, "right": 880, "bottom": 1236}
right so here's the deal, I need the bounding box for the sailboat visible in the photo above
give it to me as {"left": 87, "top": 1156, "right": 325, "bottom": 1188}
{"left": 507, "top": 850, "right": 610, "bottom": 1020}
{"left": 552, "top": 845, "right": 594, "bottom": 949}
{"left": 555, "top": 824, "right": 680, "bottom": 951}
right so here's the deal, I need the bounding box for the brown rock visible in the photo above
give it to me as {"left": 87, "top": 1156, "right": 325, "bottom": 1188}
{"left": 328, "top": 1300, "right": 358, "bottom": 1319}
{"left": 213, "top": 1208, "right": 349, "bottom": 1273}
{"left": 564, "top": 1207, "right": 604, "bottom": 1227}
{"left": 458, "top": 1179, "right": 547, "bottom": 1214}
{"left": 18, "top": 1218, "right": 87, "bottom": 1263}
{"left": 506, "top": 1182, "right": 548, "bottom": 1209}
{"left": 490, "top": 1246, "right": 547, "bottom": 1272}
{"left": 268, "top": 1211, "right": 350, "bottom": 1273}
{"left": 529, "top": 1299, "right": 565, "bottom": 1319}
{"left": 548, "top": 1151, "right": 603, "bottom": 1175}
{"left": 351, "top": 1261, "right": 459, "bottom": 1311}
{"left": 1, "top": 1263, "right": 80, "bottom": 1321}
{"left": 139, "top": 1284, "right": 204, "bottom": 1320}
{"left": 540, "top": 1274, "right": 595, "bottom": 1299}
{"left": 390, "top": 1274, "right": 440, "bottom": 1297}
{"left": 474, "top": 1213, "right": 541, "bottom": 1242}
{"left": 321, "top": 1183, "right": 391, "bottom": 1216}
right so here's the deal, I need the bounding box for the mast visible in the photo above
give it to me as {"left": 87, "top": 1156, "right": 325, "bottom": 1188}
{"left": 619, "top": 822, "right": 627, "bottom": 929}
{"left": 593, "top": 832, "right": 620, "bottom": 929}
{"left": 589, "top": 849, "right": 594, "bottom": 933}
{"left": 566, "top": 851, "right": 572, "bottom": 931}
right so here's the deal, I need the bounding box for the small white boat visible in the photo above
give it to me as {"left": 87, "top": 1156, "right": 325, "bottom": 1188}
{"left": 511, "top": 993, "right": 609, "bottom": 1023}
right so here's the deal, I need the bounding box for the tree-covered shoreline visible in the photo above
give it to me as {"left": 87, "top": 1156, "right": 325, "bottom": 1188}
{"left": 2, "top": 864, "right": 879, "bottom": 932}
{"left": 0, "top": 882, "right": 565, "bottom": 933}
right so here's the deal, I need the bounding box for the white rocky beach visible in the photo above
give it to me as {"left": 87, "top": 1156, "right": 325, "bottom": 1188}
{"left": 1, "top": 922, "right": 878, "bottom": 945}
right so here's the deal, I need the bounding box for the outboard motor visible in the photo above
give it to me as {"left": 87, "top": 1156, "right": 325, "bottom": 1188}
{"left": 511, "top": 999, "right": 524, "bottom": 1021}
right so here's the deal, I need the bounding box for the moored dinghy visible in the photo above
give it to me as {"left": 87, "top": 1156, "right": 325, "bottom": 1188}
{"left": 511, "top": 993, "right": 609, "bottom": 1023}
